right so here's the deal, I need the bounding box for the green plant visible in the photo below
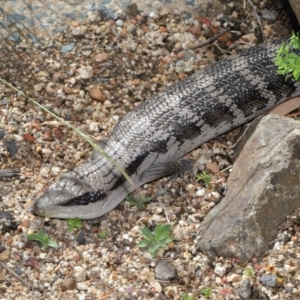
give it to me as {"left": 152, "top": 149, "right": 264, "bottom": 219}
{"left": 275, "top": 32, "right": 300, "bottom": 80}
{"left": 200, "top": 288, "right": 212, "bottom": 298}
{"left": 195, "top": 171, "right": 211, "bottom": 187}
{"left": 138, "top": 224, "right": 174, "bottom": 257}
{"left": 242, "top": 266, "right": 255, "bottom": 277}
{"left": 67, "top": 217, "right": 83, "bottom": 231}
{"left": 125, "top": 195, "right": 152, "bottom": 210}
{"left": 181, "top": 294, "right": 196, "bottom": 300}
{"left": 98, "top": 231, "right": 107, "bottom": 238}
{"left": 27, "top": 229, "right": 59, "bottom": 250}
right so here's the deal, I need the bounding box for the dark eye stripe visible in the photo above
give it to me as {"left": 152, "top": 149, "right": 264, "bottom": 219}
{"left": 61, "top": 190, "right": 106, "bottom": 207}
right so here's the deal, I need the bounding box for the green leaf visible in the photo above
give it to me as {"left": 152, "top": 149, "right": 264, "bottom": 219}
{"left": 46, "top": 239, "right": 59, "bottom": 250}
{"left": 141, "top": 226, "right": 153, "bottom": 240}
{"left": 98, "top": 231, "right": 107, "bottom": 238}
{"left": 137, "top": 239, "right": 152, "bottom": 248}
{"left": 27, "top": 229, "right": 59, "bottom": 250}
{"left": 149, "top": 243, "right": 162, "bottom": 257}
{"left": 155, "top": 224, "right": 171, "bottom": 241}
{"left": 67, "top": 217, "right": 83, "bottom": 231}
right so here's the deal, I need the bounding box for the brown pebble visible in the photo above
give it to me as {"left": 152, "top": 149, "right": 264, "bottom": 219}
{"left": 178, "top": 73, "right": 187, "bottom": 79}
{"left": 54, "top": 97, "right": 63, "bottom": 107}
{"left": 160, "top": 26, "right": 167, "bottom": 33}
{"left": 95, "top": 52, "right": 108, "bottom": 62}
{"left": 291, "top": 235, "right": 298, "bottom": 242}
{"left": 88, "top": 87, "right": 107, "bottom": 101}
{"left": 206, "top": 162, "right": 219, "bottom": 173}
{"left": 188, "top": 25, "right": 201, "bottom": 36}
{"left": 217, "top": 32, "right": 232, "bottom": 44}
{"left": 176, "top": 51, "right": 184, "bottom": 59}
{"left": 0, "top": 250, "right": 10, "bottom": 261}
{"left": 63, "top": 86, "right": 73, "bottom": 94}
{"left": 61, "top": 278, "right": 77, "bottom": 292}
{"left": 0, "top": 273, "right": 5, "bottom": 281}
{"left": 42, "top": 131, "right": 53, "bottom": 142}
{"left": 142, "top": 81, "right": 151, "bottom": 89}
{"left": 161, "top": 55, "right": 172, "bottom": 64}
{"left": 21, "top": 218, "right": 30, "bottom": 228}
{"left": 131, "top": 79, "right": 140, "bottom": 85}
{"left": 23, "top": 133, "right": 35, "bottom": 142}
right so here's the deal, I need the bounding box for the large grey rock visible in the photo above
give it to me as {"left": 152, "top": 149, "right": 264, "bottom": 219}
{"left": 196, "top": 114, "right": 300, "bottom": 262}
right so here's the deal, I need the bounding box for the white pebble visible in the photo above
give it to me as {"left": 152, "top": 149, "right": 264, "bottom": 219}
{"left": 116, "top": 20, "right": 124, "bottom": 27}
{"left": 196, "top": 188, "right": 206, "bottom": 197}
{"left": 214, "top": 264, "right": 226, "bottom": 277}
{"left": 78, "top": 66, "right": 93, "bottom": 79}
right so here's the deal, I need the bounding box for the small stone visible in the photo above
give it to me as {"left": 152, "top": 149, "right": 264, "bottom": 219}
{"left": 206, "top": 162, "right": 219, "bottom": 173}
{"left": 214, "top": 264, "right": 226, "bottom": 277}
{"left": 236, "top": 279, "right": 252, "bottom": 300}
{"left": 95, "top": 52, "right": 108, "bottom": 62}
{"left": 126, "top": 3, "right": 138, "bottom": 16}
{"left": 72, "top": 26, "right": 86, "bottom": 35}
{"left": 0, "top": 273, "right": 5, "bottom": 281}
{"left": 74, "top": 266, "right": 86, "bottom": 282}
{"left": 211, "top": 192, "right": 220, "bottom": 201}
{"left": 126, "top": 24, "right": 137, "bottom": 34}
{"left": 115, "top": 20, "right": 123, "bottom": 27}
{"left": 149, "top": 280, "right": 162, "bottom": 292}
{"left": 77, "top": 232, "right": 86, "bottom": 245}
{"left": 226, "top": 273, "right": 240, "bottom": 282}
{"left": 78, "top": 66, "right": 93, "bottom": 79}
{"left": 188, "top": 25, "right": 201, "bottom": 35}
{"left": 185, "top": 184, "right": 195, "bottom": 193}
{"left": 0, "top": 250, "right": 10, "bottom": 261}
{"left": 259, "top": 275, "right": 277, "bottom": 287}
{"left": 61, "top": 278, "right": 77, "bottom": 291}
{"left": 88, "top": 87, "right": 107, "bottom": 101}
{"left": 21, "top": 218, "right": 30, "bottom": 228}
{"left": 34, "top": 83, "right": 44, "bottom": 92}
{"left": 196, "top": 188, "right": 206, "bottom": 197}
{"left": 242, "top": 33, "right": 257, "bottom": 44}
{"left": 262, "top": 10, "right": 278, "bottom": 21}
{"left": 173, "top": 227, "right": 184, "bottom": 241}
{"left": 155, "top": 260, "right": 176, "bottom": 280}
{"left": 61, "top": 43, "right": 76, "bottom": 54}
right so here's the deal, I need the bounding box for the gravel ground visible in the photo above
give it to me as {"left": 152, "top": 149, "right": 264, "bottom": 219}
{"left": 0, "top": 0, "right": 300, "bottom": 299}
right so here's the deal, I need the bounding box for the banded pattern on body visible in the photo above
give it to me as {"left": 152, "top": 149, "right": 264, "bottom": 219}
{"left": 33, "top": 39, "right": 300, "bottom": 219}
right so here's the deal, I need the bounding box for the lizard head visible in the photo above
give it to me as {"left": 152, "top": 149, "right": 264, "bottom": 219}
{"left": 32, "top": 161, "right": 133, "bottom": 219}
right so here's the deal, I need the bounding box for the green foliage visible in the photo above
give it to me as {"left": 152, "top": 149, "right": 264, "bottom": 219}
{"left": 181, "top": 294, "right": 196, "bottom": 300}
{"left": 27, "top": 229, "right": 59, "bottom": 250}
{"left": 195, "top": 171, "right": 211, "bottom": 187}
{"left": 200, "top": 288, "right": 213, "bottom": 298}
{"left": 138, "top": 224, "right": 174, "bottom": 257}
{"left": 275, "top": 32, "right": 300, "bottom": 81}
{"left": 125, "top": 195, "right": 152, "bottom": 210}
{"left": 242, "top": 266, "right": 255, "bottom": 277}
{"left": 67, "top": 217, "right": 83, "bottom": 231}
{"left": 98, "top": 231, "right": 107, "bottom": 238}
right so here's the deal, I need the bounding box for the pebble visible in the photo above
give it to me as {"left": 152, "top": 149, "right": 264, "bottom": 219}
{"left": 155, "top": 260, "right": 176, "bottom": 280}
{"left": 78, "top": 66, "right": 93, "bottom": 79}
{"left": 196, "top": 188, "right": 206, "bottom": 197}
{"left": 61, "top": 278, "right": 77, "bottom": 291}
{"left": 236, "top": 279, "right": 252, "bottom": 300}
{"left": 259, "top": 275, "right": 277, "bottom": 287}
{"left": 115, "top": 19, "right": 123, "bottom": 27}
{"left": 214, "top": 264, "right": 226, "bottom": 277}
{"left": 126, "top": 23, "right": 136, "bottom": 33}
{"left": 88, "top": 87, "right": 107, "bottom": 101}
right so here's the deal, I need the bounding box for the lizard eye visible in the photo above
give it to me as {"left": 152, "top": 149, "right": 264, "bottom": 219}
{"left": 61, "top": 190, "right": 106, "bottom": 207}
